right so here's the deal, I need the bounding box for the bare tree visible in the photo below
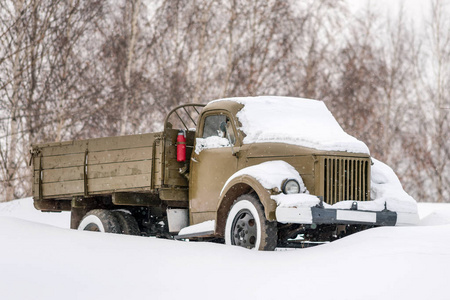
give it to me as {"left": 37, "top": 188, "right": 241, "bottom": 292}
{"left": 0, "top": 0, "right": 448, "bottom": 203}
{"left": 328, "top": 5, "right": 386, "bottom": 148}
{"left": 0, "top": 0, "right": 105, "bottom": 201}
{"left": 412, "top": 0, "right": 450, "bottom": 202}
{"left": 0, "top": 0, "right": 30, "bottom": 201}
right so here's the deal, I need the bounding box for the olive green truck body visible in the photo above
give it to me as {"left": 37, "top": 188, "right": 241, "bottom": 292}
{"left": 31, "top": 97, "right": 416, "bottom": 250}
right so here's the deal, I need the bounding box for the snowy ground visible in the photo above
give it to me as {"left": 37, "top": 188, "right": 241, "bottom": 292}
{"left": 1, "top": 198, "right": 449, "bottom": 300}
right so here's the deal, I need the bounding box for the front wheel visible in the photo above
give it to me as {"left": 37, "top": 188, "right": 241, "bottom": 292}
{"left": 225, "top": 194, "right": 277, "bottom": 251}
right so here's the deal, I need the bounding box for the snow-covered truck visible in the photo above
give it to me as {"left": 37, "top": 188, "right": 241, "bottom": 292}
{"left": 31, "top": 96, "right": 419, "bottom": 250}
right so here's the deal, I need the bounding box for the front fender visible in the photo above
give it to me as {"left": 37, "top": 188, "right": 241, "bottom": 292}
{"left": 215, "top": 174, "right": 277, "bottom": 236}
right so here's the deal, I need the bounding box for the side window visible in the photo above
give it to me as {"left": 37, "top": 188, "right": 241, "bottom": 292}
{"left": 195, "top": 114, "right": 236, "bottom": 154}
{"left": 202, "top": 115, "right": 228, "bottom": 139}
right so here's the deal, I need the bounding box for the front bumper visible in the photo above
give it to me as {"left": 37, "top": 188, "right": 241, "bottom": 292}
{"left": 276, "top": 206, "right": 398, "bottom": 226}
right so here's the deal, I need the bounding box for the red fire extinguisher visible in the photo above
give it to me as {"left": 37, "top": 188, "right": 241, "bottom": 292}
{"left": 177, "top": 130, "right": 186, "bottom": 162}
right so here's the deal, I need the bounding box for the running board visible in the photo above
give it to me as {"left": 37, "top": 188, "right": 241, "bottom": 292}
{"left": 277, "top": 241, "right": 328, "bottom": 249}
{"left": 175, "top": 230, "right": 215, "bottom": 240}
{"left": 174, "top": 220, "right": 216, "bottom": 240}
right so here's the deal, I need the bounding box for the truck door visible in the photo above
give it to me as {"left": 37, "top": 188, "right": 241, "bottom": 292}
{"left": 189, "top": 111, "right": 238, "bottom": 225}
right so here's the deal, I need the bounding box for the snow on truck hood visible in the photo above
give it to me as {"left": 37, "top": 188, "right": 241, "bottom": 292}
{"left": 212, "top": 96, "right": 370, "bottom": 154}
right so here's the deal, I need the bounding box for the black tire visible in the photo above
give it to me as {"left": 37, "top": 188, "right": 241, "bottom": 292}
{"left": 78, "top": 209, "right": 121, "bottom": 233}
{"left": 225, "top": 194, "right": 277, "bottom": 251}
{"left": 113, "top": 211, "right": 141, "bottom": 236}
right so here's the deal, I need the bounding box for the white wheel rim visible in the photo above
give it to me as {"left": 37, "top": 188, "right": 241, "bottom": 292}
{"left": 78, "top": 215, "right": 105, "bottom": 232}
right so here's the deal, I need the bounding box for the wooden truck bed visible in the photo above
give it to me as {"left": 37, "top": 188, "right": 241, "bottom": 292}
{"left": 32, "top": 132, "right": 165, "bottom": 201}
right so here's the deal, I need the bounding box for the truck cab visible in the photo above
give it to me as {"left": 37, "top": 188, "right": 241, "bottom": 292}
{"left": 176, "top": 97, "right": 419, "bottom": 250}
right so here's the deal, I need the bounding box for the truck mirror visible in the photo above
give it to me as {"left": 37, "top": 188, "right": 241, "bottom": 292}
{"left": 220, "top": 121, "right": 235, "bottom": 145}
{"left": 226, "top": 121, "right": 236, "bottom": 145}
{"left": 219, "top": 121, "right": 226, "bottom": 132}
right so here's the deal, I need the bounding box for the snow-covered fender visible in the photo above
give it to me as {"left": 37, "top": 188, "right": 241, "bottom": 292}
{"left": 215, "top": 174, "right": 276, "bottom": 236}
{"left": 215, "top": 161, "right": 306, "bottom": 236}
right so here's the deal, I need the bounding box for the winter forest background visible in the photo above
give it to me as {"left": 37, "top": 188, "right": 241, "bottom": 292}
{"left": 0, "top": 0, "right": 449, "bottom": 203}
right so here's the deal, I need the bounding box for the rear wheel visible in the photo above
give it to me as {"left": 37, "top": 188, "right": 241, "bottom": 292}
{"left": 225, "top": 194, "right": 277, "bottom": 251}
{"left": 78, "top": 209, "right": 121, "bottom": 233}
{"left": 113, "top": 211, "right": 141, "bottom": 236}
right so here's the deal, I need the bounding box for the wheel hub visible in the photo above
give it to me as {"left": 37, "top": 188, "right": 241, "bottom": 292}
{"left": 84, "top": 223, "right": 101, "bottom": 232}
{"left": 231, "top": 209, "right": 257, "bottom": 249}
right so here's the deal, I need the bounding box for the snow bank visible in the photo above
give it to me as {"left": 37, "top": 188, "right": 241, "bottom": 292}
{"left": 221, "top": 160, "right": 308, "bottom": 195}
{"left": 1, "top": 211, "right": 450, "bottom": 300}
{"left": 212, "top": 96, "right": 370, "bottom": 154}
{"left": 0, "top": 197, "right": 70, "bottom": 228}
{"left": 420, "top": 210, "right": 450, "bottom": 226}
{"left": 0, "top": 198, "right": 449, "bottom": 300}
{"left": 418, "top": 203, "right": 450, "bottom": 226}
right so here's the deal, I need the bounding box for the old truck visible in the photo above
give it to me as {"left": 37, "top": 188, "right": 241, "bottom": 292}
{"left": 31, "top": 96, "right": 418, "bottom": 250}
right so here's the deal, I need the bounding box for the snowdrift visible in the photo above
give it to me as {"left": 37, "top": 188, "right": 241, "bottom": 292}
{"left": 1, "top": 199, "right": 450, "bottom": 300}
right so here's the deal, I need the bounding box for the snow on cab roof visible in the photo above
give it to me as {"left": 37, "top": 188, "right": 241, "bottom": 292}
{"left": 211, "top": 96, "right": 370, "bottom": 154}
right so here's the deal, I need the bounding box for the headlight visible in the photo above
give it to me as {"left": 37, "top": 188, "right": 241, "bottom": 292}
{"left": 282, "top": 179, "right": 300, "bottom": 194}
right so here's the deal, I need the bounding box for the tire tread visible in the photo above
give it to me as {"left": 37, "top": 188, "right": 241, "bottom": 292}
{"left": 79, "top": 209, "right": 121, "bottom": 233}
{"left": 234, "top": 194, "right": 277, "bottom": 251}
{"left": 113, "top": 211, "right": 141, "bottom": 236}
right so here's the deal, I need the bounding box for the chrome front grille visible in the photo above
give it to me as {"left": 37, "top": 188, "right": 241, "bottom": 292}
{"left": 323, "top": 157, "right": 370, "bottom": 204}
